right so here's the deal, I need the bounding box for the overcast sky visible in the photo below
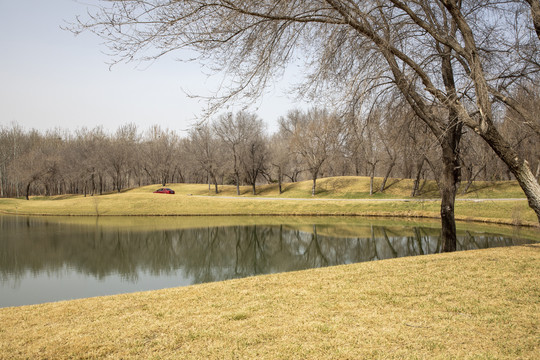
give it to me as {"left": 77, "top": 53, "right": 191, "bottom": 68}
{"left": 0, "top": 0, "right": 302, "bottom": 136}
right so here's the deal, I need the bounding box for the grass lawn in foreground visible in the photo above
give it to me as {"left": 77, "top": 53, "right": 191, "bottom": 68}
{"left": 1, "top": 244, "right": 538, "bottom": 359}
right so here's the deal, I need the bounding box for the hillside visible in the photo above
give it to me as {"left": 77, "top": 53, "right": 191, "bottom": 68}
{"left": 0, "top": 176, "right": 536, "bottom": 227}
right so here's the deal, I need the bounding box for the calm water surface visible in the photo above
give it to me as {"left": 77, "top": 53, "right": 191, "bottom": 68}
{"left": 0, "top": 215, "right": 535, "bottom": 307}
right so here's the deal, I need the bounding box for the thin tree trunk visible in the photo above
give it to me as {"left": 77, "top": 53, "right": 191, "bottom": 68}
{"left": 369, "top": 162, "right": 376, "bottom": 196}
{"left": 462, "top": 164, "right": 485, "bottom": 194}
{"left": 380, "top": 161, "right": 395, "bottom": 193}
{"left": 411, "top": 158, "right": 425, "bottom": 197}
{"left": 91, "top": 173, "right": 95, "bottom": 196}
{"left": 278, "top": 166, "right": 282, "bottom": 194}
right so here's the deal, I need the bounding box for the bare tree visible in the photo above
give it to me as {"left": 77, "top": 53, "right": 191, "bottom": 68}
{"left": 240, "top": 134, "right": 268, "bottom": 195}
{"left": 266, "top": 132, "right": 290, "bottom": 194}
{"left": 106, "top": 123, "right": 139, "bottom": 193}
{"left": 8, "top": 131, "right": 62, "bottom": 200}
{"left": 360, "top": 113, "right": 383, "bottom": 196}
{"left": 0, "top": 124, "right": 27, "bottom": 198}
{"left": 280, "top": 108, "right": 344, "bottom": 196}
{"left": 62, "top": 127, "right": 107, "bottom": 196}
{"left": 213, "top": 111, "right": 263, "bottom": 195}
{"left": 378, "top": 99, "right": 412, "bottom": 193}
{"left": 187, "top": 124, "right": 223, "bottom": 194}
{"left": 142, "top": 125, "right": 179, "bottom": 186}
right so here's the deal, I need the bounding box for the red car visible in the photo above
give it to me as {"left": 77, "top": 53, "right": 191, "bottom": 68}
{"left": 153, "top": 187, "right": 175, "bottom": 194}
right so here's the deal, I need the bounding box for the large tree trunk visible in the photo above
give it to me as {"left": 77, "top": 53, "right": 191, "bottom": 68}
{"left": 438, "top": 42, "right": 463, "bottom": 252}
{"left": 439, "top": 123, "right": 462, "bottom": 253}
{"left": 480, "top": 125, "right": 540, "bottom": 223}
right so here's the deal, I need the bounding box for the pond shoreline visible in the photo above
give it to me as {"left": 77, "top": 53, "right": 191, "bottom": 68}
{"left": 2, "top": 206, "right": 537, "bottom": 228}
{"left": 0, "top": 180, "right": 537, "bottom": 227}
{"left": 1, "top": 243, "right": 538, "bottom": 359}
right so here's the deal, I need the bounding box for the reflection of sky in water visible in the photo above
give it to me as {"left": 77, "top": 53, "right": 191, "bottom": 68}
{"left": 0, "top": 216, "right": 534, "bottom": 308}
{"left": 2, "top": 266, "right": 193, "bottom": 308}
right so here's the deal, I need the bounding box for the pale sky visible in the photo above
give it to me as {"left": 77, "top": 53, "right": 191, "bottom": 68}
{"left": 0, "top": 0, "right": 302, "bottom": 135}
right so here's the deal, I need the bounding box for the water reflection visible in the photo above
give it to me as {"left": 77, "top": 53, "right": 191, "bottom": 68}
{"left": 0, "top": 216, "right": 533, "bottom": 307}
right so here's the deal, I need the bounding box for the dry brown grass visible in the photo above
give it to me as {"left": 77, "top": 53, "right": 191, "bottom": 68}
{"left": 1, "top": 244, "right": 538, "bottom": 359}
{"left": 0, "top": 179, "right": 538, "bottom": 226}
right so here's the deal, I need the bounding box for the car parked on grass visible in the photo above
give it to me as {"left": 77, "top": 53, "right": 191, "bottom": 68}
{"left": 153, "top": 188, "right": 175, "bottom": 194}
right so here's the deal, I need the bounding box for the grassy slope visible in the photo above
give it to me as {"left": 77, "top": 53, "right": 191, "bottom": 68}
{"left": 1, "top": 244, "right": 538, "bottom": 359}
{"left": 0, "top": 176, "right": 537, "bottom": 226}
{"left": 136, "top": 176, "right": 527, "bottom": 199}
{"left": 1, "top": 177, "right": 538, "bottom": 358}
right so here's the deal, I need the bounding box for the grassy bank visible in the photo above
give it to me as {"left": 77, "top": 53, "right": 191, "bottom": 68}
{"left": 0, "top": 177, "right": 537, "bottom": 226}
{"left": 1, "top": 244, "right": 538, "bottom": 359}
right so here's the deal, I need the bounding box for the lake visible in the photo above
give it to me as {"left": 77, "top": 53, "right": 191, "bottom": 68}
{"left": 0, "top": 215, "right": 535, "bottom": 308}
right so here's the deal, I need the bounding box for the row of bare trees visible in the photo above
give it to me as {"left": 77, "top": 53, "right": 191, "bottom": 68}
{"left": 2, "top": 98, "right": 536, "bottom": 200}
{"left": 0, "top": 124, "right": 182, "bottom": 199}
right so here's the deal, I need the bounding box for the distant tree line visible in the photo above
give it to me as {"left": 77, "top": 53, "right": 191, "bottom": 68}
{"left": 2, "top": 96, "right": 537, "bottom": 200}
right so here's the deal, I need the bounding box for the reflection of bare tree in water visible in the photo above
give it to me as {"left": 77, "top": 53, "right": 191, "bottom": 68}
{"left": 301, "top": 225, "right": 330, "bottom": 268}
{"left": 380, "top": 227, "right": 398, "bottom": 259}
{"left": 233, "top": 225, "right": 277, "bottom": 277}
{"left": 369, "top": 225, "right": 381, "bottom": 261}
{"left": 460, "top": 232, "right": 513, "bottom": 250}
{"left": 182, "top": 226, "right": 222, "bottom": 283}
{"left": 0, "top": 216, "right": 533, "bottom": 287}
{"left": 410, "top": 227, "right": 439, "bottom": 255}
